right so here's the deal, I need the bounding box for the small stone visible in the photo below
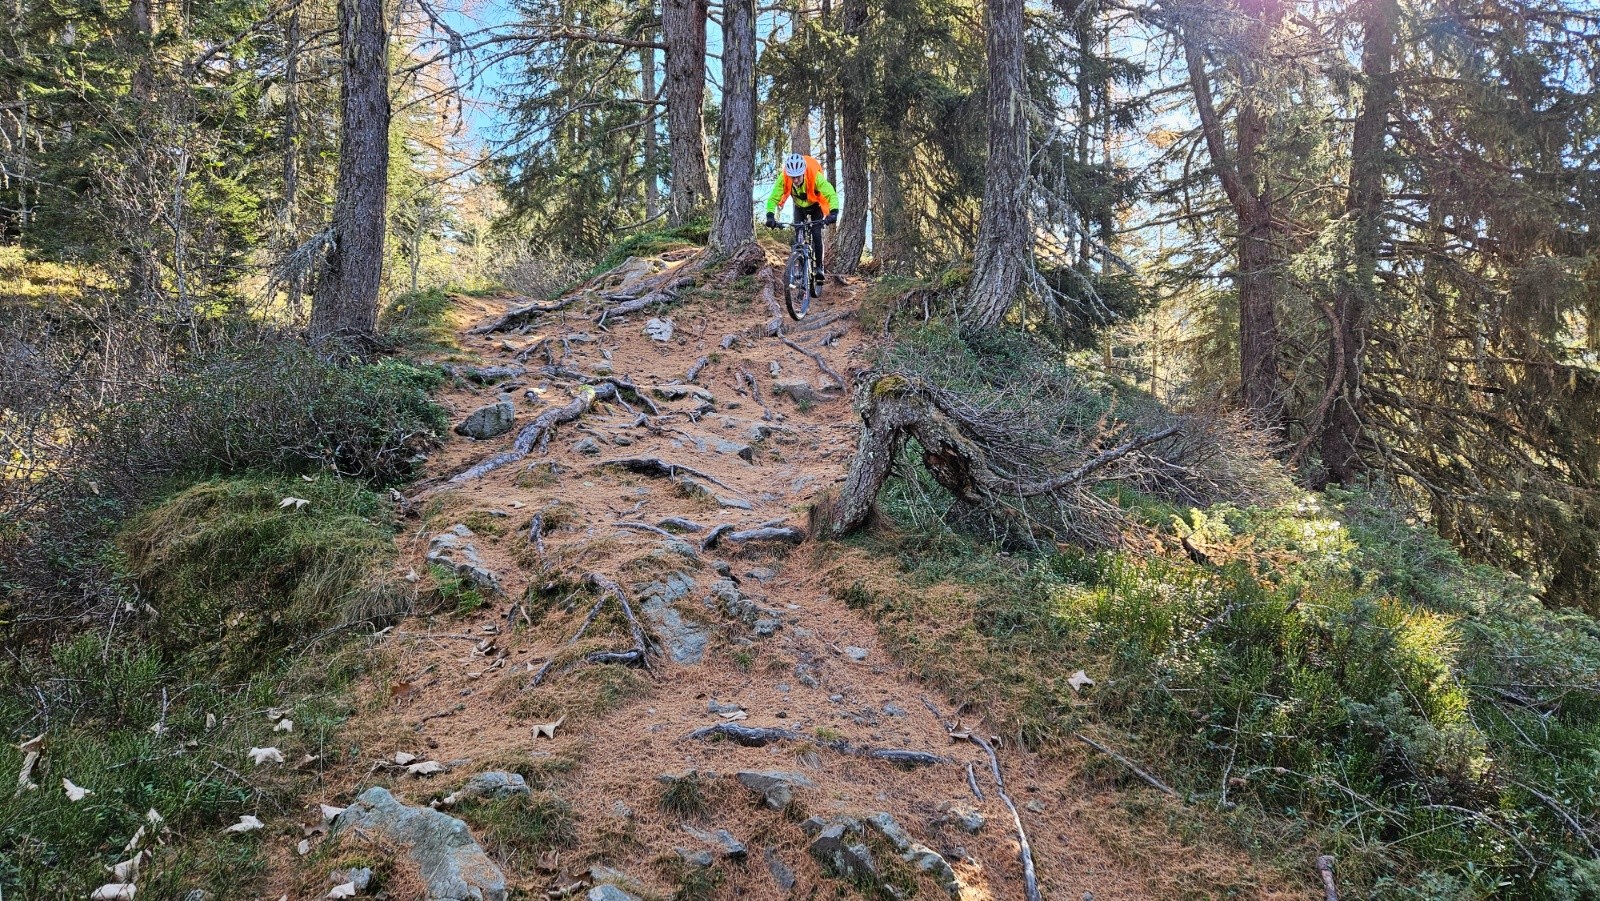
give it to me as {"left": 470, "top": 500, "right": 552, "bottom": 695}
{"left": 736, "top": 771, "right": 815, "bottom": 811}
{"left": 764, "top": 847, "right": 797, "bottom": 892}
{"left": 806, "top": 820, "right": 877, "bottom": 882}
{"left": 746, "top": 566, "right": 778, "bottom": 583}
{"left": 845, "top": 646, "right": 869, "bottom": 661}
{"left": 645, "top": 318, "right": 675, "bottom": 341}
{"left": 883, "top": 703, "right": 907, "bottom": 717}
{"left": 944, "top": 804, "right": 986, "bottom": 833}
{"left": 573, "top": 437, "right": 602, "bottom": 455}
{"left": 829, "top": 694, "right": 844, "bottom": 703}
{"left": 675, "top": 847, "right": 714, "bottom": 868}
{"left": 330, "top": 867, "right": 374, "bottom": 891}
{"left": 707, "top": 700, "right": 743, "bottom": 715}
{"left": 684, "top": 825, "right": 748, "bottom": 859}
{"left": 611, "top": 801, "right": 633, "bottom": 819}
{"left": 587, "top": 887, "right": 642, "bottom": 901}
{"left": 748, "top": 423, "right": 772, "bottom": 441}
{"left": 795, "top": 665, "right": 819, "bottom": 689}
{"left": 714, "top": 439, "right": 755, "bottom": 462}
{"left": 1025, "top": 800, "right": 1045, "bottom": 813}
{"left": 754, "top": 618, "right": 781, "bottom": 637}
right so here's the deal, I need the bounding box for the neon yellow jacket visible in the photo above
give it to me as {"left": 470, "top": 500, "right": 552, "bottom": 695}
{"left": 766, "top": 155, "right": 839, "bottom": 216}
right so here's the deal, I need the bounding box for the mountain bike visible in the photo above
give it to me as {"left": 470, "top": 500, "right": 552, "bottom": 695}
{"left": 770, "top": 219, "right": 827, "bottom": 320}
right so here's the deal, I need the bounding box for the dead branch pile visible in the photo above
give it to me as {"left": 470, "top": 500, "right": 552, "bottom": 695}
{"left": 823, "top": 356, "right": 1282, "bottom": 547}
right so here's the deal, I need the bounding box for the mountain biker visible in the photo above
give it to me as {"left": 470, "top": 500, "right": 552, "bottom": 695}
{"left": 764, "top": 152, "right": 839, "bottom": 285}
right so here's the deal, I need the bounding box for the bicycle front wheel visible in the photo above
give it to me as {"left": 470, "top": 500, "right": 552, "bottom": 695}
{"left": 785, "top": 251, "right": 811, "bottom": 320}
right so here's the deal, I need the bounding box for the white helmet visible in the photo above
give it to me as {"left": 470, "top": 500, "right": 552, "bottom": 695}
{"left": 783, "top": 153, "right": 807, "bottom": 178}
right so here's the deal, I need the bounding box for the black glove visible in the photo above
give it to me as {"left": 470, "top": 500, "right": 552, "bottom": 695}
{"left": 765, "top": 213, "right": 778, "bottom": 228}
{"left": 824, "top": 210, "right": 838, "bottom": 224}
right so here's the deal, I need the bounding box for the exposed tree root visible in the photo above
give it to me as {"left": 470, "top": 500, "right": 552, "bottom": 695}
{"left": 470, "top": 295, "right": 583, "bottom": 335}
{"left": 967, "top": 731, "right": 1042, "bottom": 901}
{"left": 782, "top": 337, "right": 845, "bottom": 389}
{"left": 659, "top": 516, "right": 706, "bottom": 533}
{"left": 450, "top": 383, "right": 619, "bottom": 483}
{"left": 685, "top": 722, "right": 947, "bottom": 767}
{"left": 529, "top": 572, "right": 653, "bottom": 688}
{"left": 1073, "top": 732, "right": 1178, "bottom": 798}
{"left": 594, "top": 457, "right": 736, "bottom": 492}
{"left": 540, "top": 366, "right": 662, "bottom": 416}
{"left": 596, "top": 276, "right": 694, "bottom": 325}
{"left": 442, "top": 363, "right": 527, "bottom": 382}
{"left": 614, "top": 520, "right": 683, "bottom": 542}
{"left": 512, "top": 336, "right": 554, "bottom": 364}
{"left": 701, "top": 525, "right": 805, "bottom": 549}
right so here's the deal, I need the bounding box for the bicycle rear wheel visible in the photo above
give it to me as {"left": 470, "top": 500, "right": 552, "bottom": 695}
{"left": 784, "top": 251, "right": 812, "bottom": 320}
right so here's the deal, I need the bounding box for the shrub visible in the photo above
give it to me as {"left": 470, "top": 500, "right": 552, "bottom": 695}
{"left": 117, "top": 474, "right": 408, "bottom": 674}
{"left": 97, "top": 340, "right": 445, "bottom": 490}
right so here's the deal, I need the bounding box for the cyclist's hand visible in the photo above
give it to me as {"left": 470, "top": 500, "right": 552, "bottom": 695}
{"left": 764, "top": 213, "right": 778, "bottom": 229}
{"left": 824, "top": 211, "right": 838, "bottom": 225}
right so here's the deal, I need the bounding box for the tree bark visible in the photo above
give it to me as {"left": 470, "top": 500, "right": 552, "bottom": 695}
{"left": 1318, "top": 0, "right": 1397, "bottom": 483}
{"left": 311, "top": 0, "right": 389, "bottom": 344}
{"left": 641, "top": 42, "right": 661, "bottom": 223}
{"left": 711, "top": 0, "right": 755, "bottom": 251}
{"left": 662, "top": 0, "right": 711, "bottom": 224}
{"left": 831, "top": 0, "right": 869, "bottom": 273}
{"left": 1183, "top": 16, "right": 1283, "bottom": 426}
{"left": 964, "top": 0, "right": 1030, "bottom": 330}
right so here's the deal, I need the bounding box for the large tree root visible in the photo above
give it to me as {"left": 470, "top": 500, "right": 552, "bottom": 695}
{"left": 450, "top": 383, "right": 619, "bottom": 483}
{"left": 470, "top": 295, "right": 584, "bottom": 335}
{"left": 782, "top": 337, "right": 845, "bottom": 389}
{"left": 700, "top": 525, "right": 805, "bottom": 550}
{"left": 593, "top": 457, "right": 737, "bottom": 492}
{"left": 967, "top": 732, "right": 1042, "bottom": 901}
{"left": 686, "top": 723, "right": 946, "bottom": 767}
{"left": 825, "top": 373, "right": 1181, "bottom": 537}
{"left": 540, "top": 366, "right": 662, "bottom": 416}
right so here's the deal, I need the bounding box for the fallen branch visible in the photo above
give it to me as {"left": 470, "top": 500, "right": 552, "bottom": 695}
{"left": 1073, "top": 733, "right": 1178, "bottom": 798}
{"left": 593, "top": 457, "right": 736, "bottom": 492}
{"left": 615, "top": 520, "right": 682, "bottom": 542}
{"left": 442, "top": 363, "right": 526, "bottom": 382}
{"left": 736, "top": 369, "right": 773, "bottom": 419}
{"left": 686, "top": 356, "right": 710, "bottom": 382}
{"left": 512, "top": 336, "right": 553, "bottom": 364}
{"left": 529, "top": 512, "right": 546, "bottom": 557}
{"left": 967, "top": 732, "right": 1041, "bottom": 901}
{"left": 1317, "top": 855, "right": 1339, "bottom": 901}
{"left": 451, "top": 383, "right": 619, "bottom": 482}
{"left": 659, "top": 516, "right": 706, "bottom": 533}
{"left": 700, "top": 523, "right": 735, "bottom": 551}
{"left": 686, "top": 723, "right": 947, "bottom": 767}
{"left": 782, "top": 337, "right": 844, "bottom": 389}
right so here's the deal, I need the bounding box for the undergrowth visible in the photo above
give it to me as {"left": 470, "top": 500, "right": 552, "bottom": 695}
{"left": 837, "top": 478, "right": 1600, "bottom": 899}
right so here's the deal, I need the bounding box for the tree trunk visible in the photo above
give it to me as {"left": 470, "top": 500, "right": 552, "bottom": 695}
{"left": 830, "top": 0, "right": 868, "bottom": 273}
{"left": 641, "top": 42, "right": 661, "bottom": 222}
{"left": 872, "top": 163, "right": 906, "bottom": 270}
{"left": 311, "top": 0, "right": 389, "bottom": 344}
{"left": 1318, "top": 0, "right": 1397, "bottom": 483}
{"left": 1183, "top": 21, "right": 1283, "bottom": 426}
{"left": 964, "top": 0, "right": 1030, "bottom": 330}
{"left": 281, "top": 7, "right": 305, "bottom": 316}
{"left": 711, "top": 0, "right": 755, "bottom": 251}
{"left": 662, "top": 0, "right": 711, "bottom": 224}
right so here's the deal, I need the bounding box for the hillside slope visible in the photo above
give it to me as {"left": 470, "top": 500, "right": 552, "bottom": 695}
{"left": 278, "top": 247, "right": 1305, "bottom": 900}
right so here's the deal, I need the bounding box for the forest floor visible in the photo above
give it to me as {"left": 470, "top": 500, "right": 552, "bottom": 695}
{"left": 269, "top": 245, "right": 1309, "bottom": 900}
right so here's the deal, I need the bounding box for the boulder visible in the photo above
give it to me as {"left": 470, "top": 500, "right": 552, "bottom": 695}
{"left": 644, "top": 318, "right": 675, "bottom": 342}
{"left": 454, "top": 398, "right": 516, "bottom": 440}
{"left": 439, "top": 772, "right": 530, "bottom": 807}
{"left": 333, "top": 787, "right": 506, "bottom": 901}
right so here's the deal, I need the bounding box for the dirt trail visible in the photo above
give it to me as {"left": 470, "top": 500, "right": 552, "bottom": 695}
{"left": 291, "top": 249, "right": 1301, "bottom": 900}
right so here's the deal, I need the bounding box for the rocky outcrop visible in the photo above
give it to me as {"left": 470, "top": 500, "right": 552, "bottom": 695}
{"left": 427, "top": 526, "right": 500, "bottom": 593}
{"left": 636, "top": 572, "right": 708, "bottom": 664}
{"left": 736, "top": 770, "right": 814, "bottom": 811}
{"left": 333, "top": 787, "right": 506, "bottom": 901}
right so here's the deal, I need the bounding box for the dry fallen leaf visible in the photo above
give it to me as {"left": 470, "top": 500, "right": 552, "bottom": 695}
{"left": 406, "top": 760, "right": 447, "bottom": 777}
{"left": 224, "top": 814, "right": 264, "bottom": 834}
{"left": 249, "top": 747, "right": 285, "bottom": 766}
{"left": 531, "top": 716, "right": 566, "bottom": 740}
{"left": 328, "top": 883, "right": 357, "bottom": 899}
{"left": 404, "top": 568, "right": 420, "bottom": 583}
{"left": 266, "top": 707, "right": 289, "bottom": 722}
{"left": 279, "top": 497, "right": 310, "bottom": 510}
{"left": 1067, "top": 670, "right": 1095, "bottom": 693}
{"left": 18, "top": 734, "right": 44, "bottom": 754}
{"left": 536, "top": 850, "right": 560, "bottom": 872}
{"left": 63, "top": 778, "right": 93, "bottom": 802}
{"left": 146, "top": 808, "right": 163, "bottom": 827}
{"left": 274, "top": 719, "right": 294, "bottom": 733}
{"left": 90, "top": 883, "right": 136, "bottom": 900}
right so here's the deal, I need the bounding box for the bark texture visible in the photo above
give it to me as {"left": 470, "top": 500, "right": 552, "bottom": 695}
{"left": 311, "top": 0, "right": 389, "bottom": 343}
{"left": 1317, "top": 0, "right": 1397, "bottom": 483}
{"left": 831, "top": 0, "right": 869, "bottom": 273}
{"left": 1184, "top": 9, "right": 1284, "bottom": 426}
{"left": 964, "top": 0, "right": 1030, "bottom": 330}
{"left": 711, "top": 0, "right": 756, "bottom": 252}
{"left": 662, "top": 0, "right": 712, "bottom": 225}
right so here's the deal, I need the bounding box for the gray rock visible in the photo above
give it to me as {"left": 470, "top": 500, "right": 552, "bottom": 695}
{"left": 943, "top": 804, "right": 986, "bottom": 833}
{"left": 331, "top": 867, "right": 374, "bottom": 891}
{"left": 709, "top": 579, "right": 782, "bottom": 629}
{"left": 182, "top": 892, "right": 212, "bottom": 901}
{"left": 684, "top": 825, "right": 747, "bottom": 859}
{"left": 707, "top": 699, "right": 743, "bottom": 715}
{"left": 773, "top": 381, "right": 833, "bottom": 405}
{"left": 675, "top": 847, "right": 714, "bottom": 868}
{"left": 427, "top": 526, "right": 501, "bottom": 594}
{"left": 453, "top": 772, "right": 530, "bottom": 803}
{"left": 754, "top": 618, "right": 782, "bottom": 637}
{"left": 795, "top": 664, "right": 819, "bottom": 688}
{"left": 454, "top": 398, "right": 517, "bottom": 440}
{"left": 867, "top": 812, "right": 960, "bottom": 896}
{"left": 805, "top": 819, "right": 877, "bottom": 883}
{"left": 676, "top": 476, "right": 752, "bottom": 510}
{"left": 736, "top": 771, "right": 815, "bottom": 811}
{"left": 587, "top": 887, "right": 642, "bottom": 901}
{"left": 611, "top": 801, "right": 633, "bottom": 819}
{"left": 1025, "top": 799, "right": 1045, "bottom": 813}
{"left": 764, "top": 847, "right": 797, "bottom": 892}
{"left": 638, "top": 573, "right": 706, "bottom": 664}
{"left": 714, "top": 439, "right": 755, "bottom": 462}
{"left": 573, "top": 436, "right": 603, "bottom": 455}
{"left": 644, "top": 317, "right": 675, "bottom": 342}
{"left": 884, "top": 704, "right": 908, "bottom": 717}
{"left": 845, "top": 646, "right": 869, "bottom": 661}
{"left": 747, "top": 423, "right": 772, "bottom": 441}
{"left": 333, "top": 787, "right": 506, "bottom": 901}
{"left": 653, "top": 384, "right": 715, "bottom": 402}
